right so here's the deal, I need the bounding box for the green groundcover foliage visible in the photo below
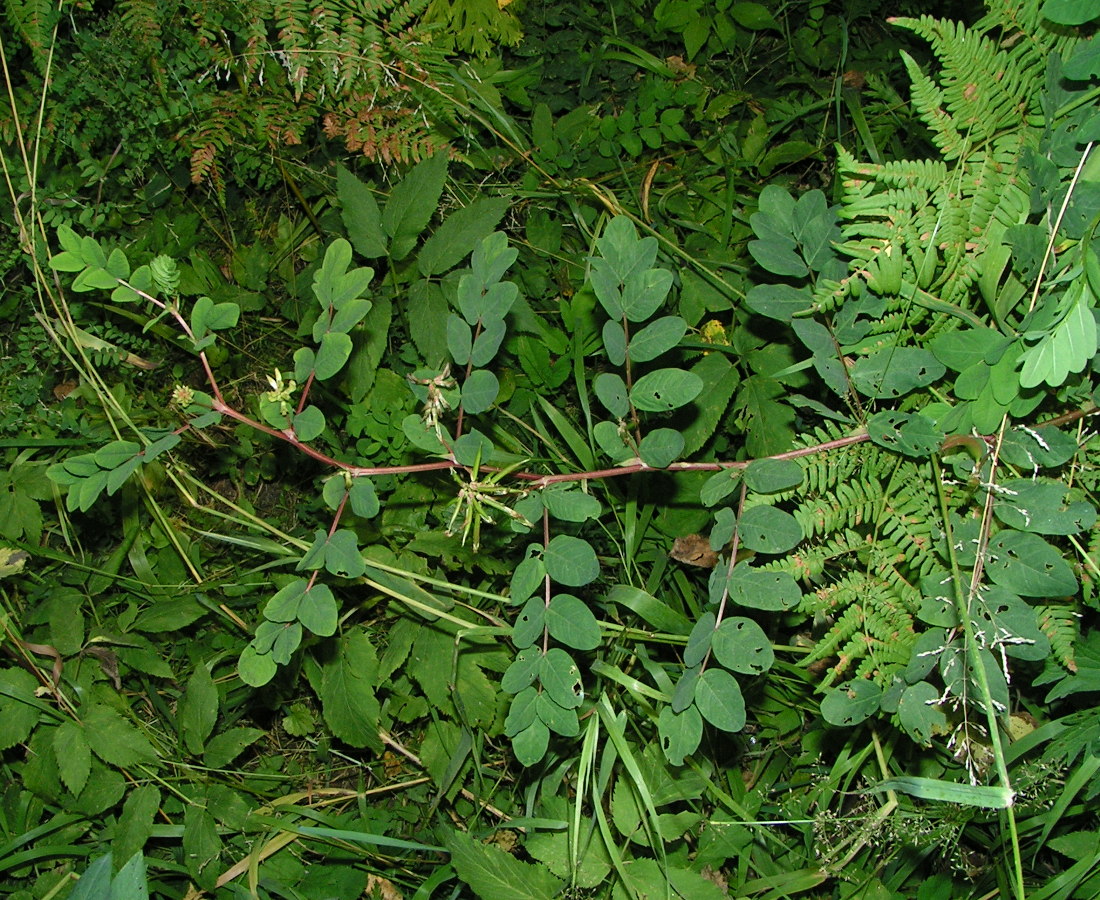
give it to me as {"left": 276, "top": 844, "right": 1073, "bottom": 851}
{"left": 5, "top": 0, "right": 1100, "bottom": 898}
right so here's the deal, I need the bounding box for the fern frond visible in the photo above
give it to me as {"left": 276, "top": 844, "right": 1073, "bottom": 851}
{"left": 1036, "top": 602, "right": 1079, "bottom": 672}
{"left": 4, "top": 0, "right": 59, "bottom": 74}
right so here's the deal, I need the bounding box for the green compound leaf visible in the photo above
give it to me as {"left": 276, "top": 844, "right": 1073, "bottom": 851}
{"left": 821, "top": 679, "right": 882, "bottom": 727}
{"left": 298, "top": 583, "right": 338, "bottom": 636}
{"left": 238, "top": 645, "right": 278, "bottom": 687}
{"left": 742, "top": 458, "right": 803, "bottom": 493}
{"left": 594, "top": 372, "right": 630, "bottom": 418}
{"left": 621, "top": 268, "right": 674, "bottom": 322}
{"left": 693, "top": 668, "right": 746, "bottom": 732}
{"left": 95, "top": 441, "right": 140, "bottom": 468}
{"left": 867, "top": 411, "right": 945, "bottom": 458}
{"left": 504, "top": 686, "right": 539, "bottom": 736}
{"left": 737, "top": 506, "right": 802, "bottom": 554}
{"left": 513, "top": 597, "right": 546, "bottom": 649}
{"left": 471, "top": 318, "right": 507, "bottom": 367}
{"left": 684, "top": 611, "right": 716, "bottom": 668}
{"left": 700, "top": 470, "right": 742, "bottom": 507}
{"left": 324, "top": 529, "right": 366, "bottom": 579}
{"left": 897, "top": 681, "right": 948, "bottom": 744}
{"left": 639, "top": 428, "right": 684, "bottom": 468}
{"left": 658, "top": 705, "right": 703, "bottom": 766}
{"left": 447, "top": 313, "right": 472, "bottom": 366}
{"left": 545, "top": 534, "right": 600, "bottom": 586}
{"left": 543, "top": 488, "right": 602, "bottom": 523}
{"left": 502, "top": 647, "right": 541, "bottom": 694}
{"left": 314, "top": 332, "right": 353, "bottom": 380}
{"left": 711, "top": 616, "right": 775, "bottom": 675}
{"left": 546, "top": 594, "right": 601, "bottom": 651}
{"left": 603, "top": 320, "right": 627, "bottom": 366}
{"left": 539, "top": 647, "right": 584, "bottom": 708}
{"left": 349, "top": 478, "right": 379, "bottom": 518}
{"left": 628, "top": 315, "right": 687, "bottom": 362}
{"left": 985, "top": 530, "right": 1078, "bottom": 596}
{"left": 631, "top": 368, "right": 703, "bottom": 412}
{"left": 84, "top": 704, "right": 158, "bottom": 767}
{"left": 537, "top": 692, "right": 580, "bottom": 736}
{"left": 510, "top": 553, "right": 546, "bottom": 603}
{"left": 264, "top": 579, "right": 309, "bottom": 622}
{"left": 461, "top": 369, "right": 499, "bottom": 415}
{"left": 511, "top": 719, "right": 551, "bottom": 767}
{"left": 292, "top": 406, "right": 326, "bottom": 442}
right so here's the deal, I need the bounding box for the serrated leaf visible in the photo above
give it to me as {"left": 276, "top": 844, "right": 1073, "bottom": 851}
{"left": 382, "top": 152, "right": 449, "bottom": 260}
{"left": 84, "top": 704, "right": 157, "bottom": 766}
{"left": 545, "top": 535, "right": 600, "bottom": 586}
{"left": 202, "top": 727, "right": 264, "bottom": 768}
{"left": 694, "top": 668, "right": 746, "bottom": 732}
{"left": 179, "top": 664, "right": 219, "bottom": 755}
{"left": 546, "top": 594, "right": 601, "bottom": 651}
{"left": 53, "top": 720, "right": 91, "bottom": 795}
{"left": 337, "top": 166, "right": 388, "bottom": 258}
{"left": 113, "top": 785, "right": 160, "bottom": 869}
{"left": 310, "top": 631, "right": 382, "bottom": 751}
{"left": 418, "top": 198, "right": 510, "bottom": 277}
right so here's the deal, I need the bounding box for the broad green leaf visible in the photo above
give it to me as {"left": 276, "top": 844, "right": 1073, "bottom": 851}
{"left": 545, "top": 535, "right": 600, "bottom": 586}
{"left": 298, "top": 583, "right": 338, "bottom": 636}
{"left": 349, "top": 478, "right": 379, "bottom": 518}
{"left": 513, "top": 597, "right": 545, "bottom": 649}
{"left": 325, "top": 529, "right": 366, "bottom": 578}
{"left": 743, "top": 458, "right": 803, "bottom": 493}
{"left": 985, "top": 530, "right": 1078, "bottom": 596}
{"left": 310, "top": 631, "right": 382, "bottom": 751}
{"left": 546, "top": 594, "right": 601, "bottom": 651}
{"left": 628, "top": 315, "right": 687, "bottom": 362}
{"left": 737, "top": 506, "right": 802, "bottom": 554}
{"left": 314, "top": 331, "right": 353, "bottom": 381}
{"left": 337, "top": 165, "right": 388, "bottom": 258}
{"left": 744, "top": 283, "right": 813, "bottom": 319}
{"left": 543, "top": 488, "right": 601, "bottom": 523}
{"left": 95, "top": 440, "right": 140, "bottom": 468}
{"left": 994, "top": 479, "right": 1096, "bottom": 535}
{"left": 53, "top": 719, "right": 91, "bottom": 795}
{"left": 685, "top": 612, "right": 716, "bottom": 667}
{"left": 1042, "top": 0, "right": 1100, "bottom": 27}
{"left": 510, "top": 553, "right": 545, "bottom": 603}
{"left": 1019, "top": 285, "right": 1098, "bottom": 388}
{"left": 621, "top": 267, "right": 674, "bottom": 322}
{"left": 471, "top": 317, "right": 507, "bottom": 367}
{"left": 408, "top": 279, "right": 449, "bottom": 365}
{"left": 595, "top": 217, "right": 657, "bottom": 281}
{"left": 897, "top": 681, "right": 947, "bottom": 744}
{"left": 700, "top": 469, "right": 742, "bottom": 507}
{"left": 264, "top": 579, "right": 308, "bottom": 622}
{"left": 237, "top": 645, "right": 278, "bottom": 686}
{"left": 84, "top": 704, "right": 157, "bottom": 766}
{"left": 630, "top": 368, "right": 703, "bottom": 411}
{"left": 511, "top": 719, "right": 550, "bottom": 767}
{"left": 382, "top": 152, "right": 449, "bottom": 260}
{"left": 447, "top": 828, "right": 566, "bottom": 899}
{"left": 179, "top": 664, "right": 219, "bottom": 755}
{"left": 672, "top": 665, "right": 700, "bottom": 713}
{"left": 447, "top": 313, "right": 472, "bottom": 366}
{"left": 821, "top": 679, "right": 882, "bottom": 726}
{"left": 203, "top": 727, "right": 264, "bottom": 768}
{"left": 288, "top": 407, "right": 324, "bottom": 444}
{"left": 594, "top": 372, "right": 630, "bottom": 418}
{"left": 502, "top": 647, "right": 541, "bottom": 694}
{"left": 458, "top": 278, "right": 519, "bottom": 326}
{"left": 867, "top": 411, "right": 945, "bottom": 458}
{"left": 658, "top": 705, "right": 703, "bottom": 766}
{"left": 850, "top": 348, "right": 945, "bottom": 399}
{"left": 536, "top": 692, "right": 579, "bottom": 736}
{"left": 539, "top": 647, "right": 584, "bottom": 708}
{"left": 452, "top": 429, "right": 494, "bottom": 466}
{"left": 748, "top": 236, "right": 806, "bottom": 278}
{"left": 470, "top": 230, "right": 519, "bottom": 287}
{"left": 603, "top": 320, "right": 627, "bottom": 365}
{"left": 694, "top": 668, "right": 746, "bottom": 732}
{"left": 419, "top": 199, "right": 510, "bottom": 277}
{"left": 711, "top": 616, "right": 775, "bottom": 674}
{"left": 461, "top": 369, "right": 499, "bottom": 414}
{"left": 973, "top": 585, "right": 1050, "bottom": 661}
{"left": 730, "top": 1, "right": 781, "bottom": 30}
{"left": 639, "top": 428, "right": 684, "bottom": 468}
{"left": 505, "top": 687, "right": 539, "bottom": 736}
